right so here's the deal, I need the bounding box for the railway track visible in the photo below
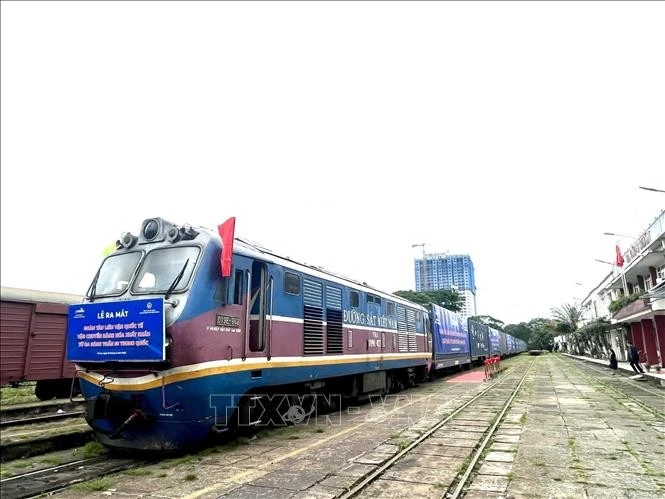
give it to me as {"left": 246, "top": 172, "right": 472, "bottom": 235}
{"left": 1, "top": 409, "right": 93, "bottom": 462}
{"left": 0, "top": 410, "right": 85, "bottom": 429}
{"left": 0, "top": 456, "right": 142, "bottom": 499}
{"left": 339, "top": 359, "right": 536, "bottom": 498}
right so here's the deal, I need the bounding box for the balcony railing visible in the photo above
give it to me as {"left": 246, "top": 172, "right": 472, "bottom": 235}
{"left": 611, "top": 298, "right": 650, "bottom": 321}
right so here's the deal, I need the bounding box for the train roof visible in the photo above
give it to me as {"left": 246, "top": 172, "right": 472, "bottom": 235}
{"left": 0, "top": 286, "right": 83, "bottom": 305}
{"left": 230, "top": 237, "right": 427, "bottom": 311}
{"left": 187, "top": 225, "right": 425, "bottom": 312}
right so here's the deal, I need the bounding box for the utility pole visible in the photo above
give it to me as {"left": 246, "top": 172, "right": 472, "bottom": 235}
{"left": 412, "top": 243, "right": 428, "bottom": 291}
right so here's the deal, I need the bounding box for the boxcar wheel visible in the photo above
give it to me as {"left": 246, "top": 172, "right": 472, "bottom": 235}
{"left": 35, "top": 381, "right": 56, "bottom": 401}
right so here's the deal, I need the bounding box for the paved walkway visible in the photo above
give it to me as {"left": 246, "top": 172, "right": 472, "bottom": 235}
{"left": 563, "top": 353, "right": 665, "bottom": 386}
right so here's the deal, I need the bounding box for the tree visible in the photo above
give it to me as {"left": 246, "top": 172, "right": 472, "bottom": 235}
{"left": 468, "top": 315, "right": 505, "bottom": 331}
{"left": 504, "top": 323, "right": 532, "bottom": 344}
{"left": 530, "top": 328, "right": 555, "bottom": 351}
{"left": 527, "top": 317, "right": 556, "bottom": 351}
{"left": 392, "top": 289, "right": 463, "bottom": 312}
{"left": 550, "top": 303, "right": 583, "bottom": 333}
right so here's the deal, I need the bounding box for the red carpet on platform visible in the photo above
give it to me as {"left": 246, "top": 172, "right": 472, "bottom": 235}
{"left": 446, "top": 370, "right": 488, "bottom": 383}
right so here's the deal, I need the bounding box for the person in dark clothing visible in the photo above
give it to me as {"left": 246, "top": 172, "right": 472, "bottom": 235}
{"left": 628, "top": 343, "right": 645, "bottom": 374}
{"left": 609, "top": 348, "right": 618, "bottom": 375}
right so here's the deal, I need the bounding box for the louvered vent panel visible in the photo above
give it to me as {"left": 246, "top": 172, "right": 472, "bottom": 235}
{"left": 304, "top": 306, "right": 324, "bottom": 355}
{"left": 398, "top": 333, "right": 409, "bottom": 352}
{"left": 326, "top": 309, "right": 343, "bottom": 354}
{"left": 303, "top": 279, "right": 324, "bottom": 355}
{"left": 326, "top": 286, "right": 342, "bottom": 310}
{"left": 408, "top": 333, "right": 417, "bottom": 352}
{"left": 406, "top": 309, "right": 415, "bottom": 323}
{"left": 303, "top": 280, "right": 323, "bottom": 307}
{"left": 397, "top": 306, "right": 406, "bottom": 322}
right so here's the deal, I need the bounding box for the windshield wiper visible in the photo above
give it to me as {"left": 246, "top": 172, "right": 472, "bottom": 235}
{"left": 87, "top": 268, "right": 102, "bottom": 303}
{"left": 164, "top": 259, "right": 190, "bottom": 299}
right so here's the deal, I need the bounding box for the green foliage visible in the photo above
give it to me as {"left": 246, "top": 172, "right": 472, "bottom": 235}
{"left": 393, "top": 289, "right": 463, "bottom": 312}
{"left": 608, "top": 293, "right": 641, "bottom": 313}
{"left": 0, "top": 385, "right": 38, "bottom": 405}
{"left": 81, "top": 441, "right": 106, "bottom": 458}
{"left": 568, "top": 318, "right": 611, "bottom": 356}
{"left": 504, "top": 323, "right": 532, "bottom": 343}
{"left": 468, "top": 315, "right": 505, "bottom": 331}
{"left": 530, "top": 328, "right": 554, "bottom": 350}
{"left": 550, "top": 303, "right": 583, "bottom": 332}
{"left": 503, "top": 317, "right": 554, "bottom": 348}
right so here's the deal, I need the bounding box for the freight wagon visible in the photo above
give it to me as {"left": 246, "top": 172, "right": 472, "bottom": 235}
{"left": 1, "top": 286, "right": 82, "bottom": 400}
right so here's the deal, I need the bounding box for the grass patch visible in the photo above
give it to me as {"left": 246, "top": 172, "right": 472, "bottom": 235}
{"left": 184, "top": 473, "right": 197, "bottom": 481}
{"left": 40, "top": 456, "right": 65, "bottom": 465}
{"left": 314, "top": 427, "right": 325, "bottom": 433}
{"left": 81, "top": 441, "right": 106, "bottom": 458}
{"left": 12, "top": 461, "right": 32, "bottom": 469}
{"left": 1, "top": 469, "right": 13, "bottom": 478}
{"left": 125, "top": 467, "right": 153, "bottom": 476}
{"left": 519, "top": 414, "right": 527, "bottom": 426}
{"left": 160, "top": 454, "right": 200, "bottom": 469}
{"left": 394, "top": 439, "right": 410, "bottom": 451}
{"left": 507, "top": 471, "right": 515, "bottom": 481}
{"left": 0, "top": 385, "right": 38, "bottom": 405}
{"left": 72, "top": 477, "right": 113, "bottom": 491}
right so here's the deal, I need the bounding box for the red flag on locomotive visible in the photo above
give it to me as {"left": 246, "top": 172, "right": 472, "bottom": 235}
{"left": 218, "top": 217, "right": 236, "bottom": 277}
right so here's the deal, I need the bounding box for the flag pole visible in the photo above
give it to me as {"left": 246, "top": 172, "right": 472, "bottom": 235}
{"left": 615, "top": 242, "right": 628, "bottom": 295}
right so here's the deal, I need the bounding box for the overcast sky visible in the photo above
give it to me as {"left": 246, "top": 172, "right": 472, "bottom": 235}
{"left": 1, "top": 2, "right": 663, "bottom": 325}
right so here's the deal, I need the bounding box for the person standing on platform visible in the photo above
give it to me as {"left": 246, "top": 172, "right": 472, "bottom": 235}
{"left": 609, "top": 348, "right": 618, "bottom": 375}
{"left": 628, "top": 343, "right": 645, "bottom": 374}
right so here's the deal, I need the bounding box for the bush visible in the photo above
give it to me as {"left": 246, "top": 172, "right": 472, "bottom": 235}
{"left": 608, "top": 293, "right": 641, "bottom": 313}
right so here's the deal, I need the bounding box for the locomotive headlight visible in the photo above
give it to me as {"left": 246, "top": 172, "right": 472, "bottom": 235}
{"left": 120, "top": 232, "right": 138, "bottom": 249}
{"left": 143, "top": 219, "right": 160, "bottom": 241}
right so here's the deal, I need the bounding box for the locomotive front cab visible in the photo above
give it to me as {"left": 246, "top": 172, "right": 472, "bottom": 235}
{"left": 68, "top": 217, "right": 216, "bottom": 449}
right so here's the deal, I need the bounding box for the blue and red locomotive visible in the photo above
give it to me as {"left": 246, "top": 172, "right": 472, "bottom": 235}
{"left": 67, "top": 217, "right": 525, "bottom": 451}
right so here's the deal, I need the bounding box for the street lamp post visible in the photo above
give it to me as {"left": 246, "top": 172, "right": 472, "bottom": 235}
{"left": 594, "top": 259, "right": 614, "bottom": 265}
{"left": 638, "top": 186, "right": 665, "bottom": 193}
{"left": 603, "top": 232, "right": 636, "bottom": 239}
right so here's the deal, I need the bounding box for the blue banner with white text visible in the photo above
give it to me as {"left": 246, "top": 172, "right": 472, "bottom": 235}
{"left": 67, "top": 298, "right": 165, "bottom": 362}
{"left": 431, "top": 304, "right": 470, "bottom": 355}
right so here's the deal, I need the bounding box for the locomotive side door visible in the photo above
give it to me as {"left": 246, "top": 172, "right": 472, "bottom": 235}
{"left": 248, "top": 260, "right": 271, "bottom": 357}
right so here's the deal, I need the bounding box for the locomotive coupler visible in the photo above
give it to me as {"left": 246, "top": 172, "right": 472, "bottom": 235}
{"left": 109, "top": 409, "right": 147, "bottom": 439}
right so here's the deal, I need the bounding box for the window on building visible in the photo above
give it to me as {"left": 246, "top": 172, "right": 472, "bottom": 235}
{"left": 645, "top": 275, "right": 653, "bottom": 291}
{"left": 658, "top": 264, "right": 665, "bottom": 282}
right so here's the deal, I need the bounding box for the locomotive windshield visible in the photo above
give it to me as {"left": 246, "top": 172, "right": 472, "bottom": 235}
{"left": 88, "top": 252, "right": 142, "bottom": 297}
{"left": 87, "top": 246, "right": 200, "bottom": 299}
{"left": 131, "top": 246, "right": 200, "bottom": 295}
